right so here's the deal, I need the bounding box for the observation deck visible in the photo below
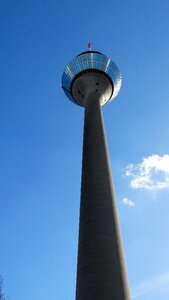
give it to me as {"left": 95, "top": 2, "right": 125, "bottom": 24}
{"left": 62, "top": 50, "right": 122, "bottom": 107}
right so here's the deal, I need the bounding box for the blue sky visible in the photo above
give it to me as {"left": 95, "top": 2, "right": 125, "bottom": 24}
{"left": 0, "top": 0, "right": 169, "bottom": 299}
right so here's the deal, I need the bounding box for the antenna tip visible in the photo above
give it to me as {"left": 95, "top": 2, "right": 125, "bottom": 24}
{"left": 88, "top": 42, "right": 92, "bottom": 51}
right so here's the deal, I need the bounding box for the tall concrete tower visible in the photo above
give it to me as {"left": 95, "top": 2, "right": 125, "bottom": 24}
{"left": 62, "top": 47, "right": 131, "bottom": 300}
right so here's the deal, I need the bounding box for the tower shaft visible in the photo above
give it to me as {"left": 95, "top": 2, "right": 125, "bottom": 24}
{"left": 75, "top": 93, "right": 131, "bottom": 300}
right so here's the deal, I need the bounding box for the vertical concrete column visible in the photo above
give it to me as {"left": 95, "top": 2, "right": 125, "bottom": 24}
{"left": 75, "top": 93, "right": 131, "bottom": 300}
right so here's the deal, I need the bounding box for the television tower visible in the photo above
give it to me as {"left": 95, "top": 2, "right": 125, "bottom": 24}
{"left": 62, "top": 46, "right": 131, "bottom": 300}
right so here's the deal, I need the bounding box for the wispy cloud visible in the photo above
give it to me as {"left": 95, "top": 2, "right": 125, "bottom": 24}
{"left": 122, "top": 197, "right": 136, "bottom": 207}
{"left": 132, "top": 271, "right": 169, "bottom": 299}
{"left": 124, "top": 154, "right": 169, "bottom": 190}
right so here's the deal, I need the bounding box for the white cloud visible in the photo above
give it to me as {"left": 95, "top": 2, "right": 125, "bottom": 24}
{"left": 124, "top": 154, "right": 169, "bottom": 190}
{"left": 122, "top": 197, "right": 136, "bottom": 207}
{"left": 132, "top": 271, "right": 169, "bottom": 299}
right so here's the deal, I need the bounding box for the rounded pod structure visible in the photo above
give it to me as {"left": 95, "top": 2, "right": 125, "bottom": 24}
{"left": 62, "top": 50, "right": 122, "bottom": 107}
